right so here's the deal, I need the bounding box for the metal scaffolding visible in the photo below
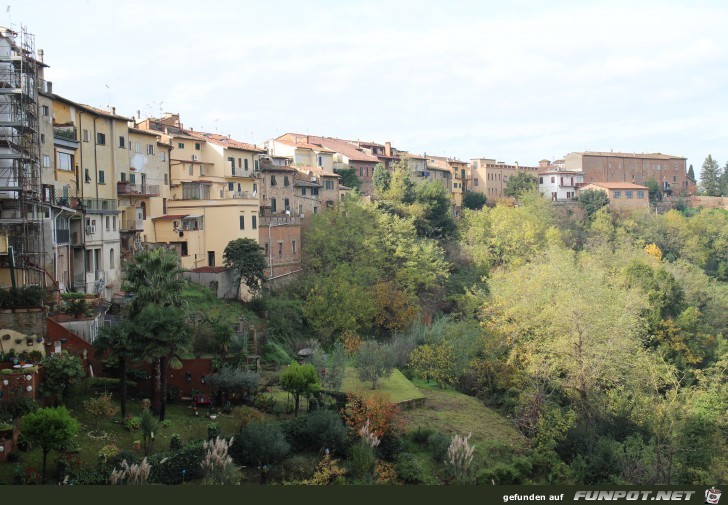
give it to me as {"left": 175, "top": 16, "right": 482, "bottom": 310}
{"left": 0, "top": 25, "right": 44, "bottom": 287}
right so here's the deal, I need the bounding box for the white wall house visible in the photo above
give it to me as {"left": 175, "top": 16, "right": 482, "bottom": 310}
{"left": 539, "top": 169, "right": 584, "bottom": 201}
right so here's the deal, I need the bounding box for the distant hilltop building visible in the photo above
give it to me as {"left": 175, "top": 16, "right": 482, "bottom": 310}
{"left": 564, "top": 151, "right": 696, "bottom": 197}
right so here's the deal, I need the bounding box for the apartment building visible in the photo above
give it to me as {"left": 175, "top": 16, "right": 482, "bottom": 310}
{"left": 564, "top": 151, "right": 695, "bottom": 197}
{"left": 138, "top": 114, "right": 263, "bottom": 270}
{"left": 276, "top": 133, "right": 379, "bottom": 195}
{"left": 538, "top": 160, "right": 584, "bottom": 201}
{"left": 427, "top": 156, "right": 470, "bottom": 213}
{"left": 470, "top": 158, "right": 539, "bottom": 200}
{"left": 579, "top": 182, "right": 649, "bottom": 210}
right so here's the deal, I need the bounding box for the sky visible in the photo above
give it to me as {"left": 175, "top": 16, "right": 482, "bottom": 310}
{"left": 8, "top": 0, "right": 728, "bottom": 170}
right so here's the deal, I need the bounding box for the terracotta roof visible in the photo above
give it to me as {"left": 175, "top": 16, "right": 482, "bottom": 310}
{"left": 280, "top": 134, "right": 379, "bottom": 163}
{"left": 129, "top": 127, "right": 161, "bottom": 138}
{"left": 261, "top": 164, "right": 296, "bottom": 173}
{"left": 152, "top": 214, "right": 187, "bottom": 220}
{"left": 188, "top": 131, "right": 264, "bottom": 153}
{"left": 586, "top": 182, "right": 649, "bottom": 190}
{"left": 190, "top": 266, "right": 228, "bottom": 274}
{"left": 53, "top": 95, "right": 133, "bottom": 121}
{"left": 274, "top": 138, "right": 336, "bottom": 153}
{"left": 294, "top": 164, "right": 339, "bottom": 178}
{"left": 574, "top": 151, "right": 686, "bottom": 160}
{"left": 294, "top": 179, "right": 322, "bottom": 188}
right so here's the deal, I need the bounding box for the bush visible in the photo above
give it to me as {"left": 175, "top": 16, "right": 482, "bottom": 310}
{"left": 302, "top": 410, "right": 348, "bottom": 453}
{"left": 377, "top": 433, "right": 404, "bottom": 462}
{"left": 0, "top": 397, "right": 38, "bottom": 420}
{"left": 87, "top": 377, "right": 137, "bottom": 392}
{"left": 254, "top": 395, "right": 276, "bottom": 414}
{"left": 169, "top": 434, "right": 183, "bottom": 451}
{"left": 148, "top": 441, "right": 206, "bottom": 484}
{"left": 395, "top": 452, "right": 429, "bottom": 484}
{"left": 160, "top": 419, "right": 171, "bottom": 428}
{"left": 231, "top": 422, "right": 290, "bottom": 469}
{"left": 349, "top": 442, "right": 376, "bottom": 483}
{"left": 125, "top": 416, "right": 141, "bottom": 431}
{"left": 476, "top": 456, "right": 533, "bottom": 485}
{"left": 411, "top": 427, "right": 435, "bottom": 445}
{"left": 428, "top": 431, "right": 451, "bottom": 463}
{"left": 207, "top": 422, "right": 221, "bottom": 440}
{"left": 280, "top": 454, "right": 317, "bottom": 482}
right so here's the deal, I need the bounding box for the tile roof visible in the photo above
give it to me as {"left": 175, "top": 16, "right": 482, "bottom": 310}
{"left": 281, "top": 134, "right": 379, "bottom": 163}
{"left": 294, "top": 179, "right": 322, "bottom": 188}
{"left": 274, "top": 138, "right": 336, "bottom": 153}
{"left": 586, "top": 182, "right": 649, "bottom": 190}
{"left": 129, "top": 127, "right": 161, "bottom": 137}
{"left": 294, "top": 164, "right": 339, "bottom": 178}
{"left": 188, "top": 131, "right": 265, "bottom": 153}
{"left": 575, "top": 151, "right": 686, "bottom": 160}
{"left": 53, "top": 95, "right": 133, "bottom": 121}
{"left": 152, "top": 214, "right": 188, "bottom": 220}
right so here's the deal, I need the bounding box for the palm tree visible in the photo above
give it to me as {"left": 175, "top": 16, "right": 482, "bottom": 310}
{"left": 124, "top": 248, "right": 187, "bottom": 317}
{"left": 134, "top": 304, "right": 191, "bottom": 420}
{"left": 94, "top": 320, "right": 138, "bottom": 418}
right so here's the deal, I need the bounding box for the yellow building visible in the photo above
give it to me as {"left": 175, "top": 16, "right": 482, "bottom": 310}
{"left": 51, "top": 97, "right": 127, "bottom": 299}
{"left": 427, "top": 156, "right": 470, "bottom": 214}
{"left": 579, "top": 182, "right": 649, "bottom": 211}
{"left": 137, "top": 114, "right": 263, "bottom": 270}
{"left": 470, "top": 158, "right": 539, "bottom": 201}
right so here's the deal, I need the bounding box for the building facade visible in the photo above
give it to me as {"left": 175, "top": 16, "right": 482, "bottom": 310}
{"left": 470, "top": 158, "right": 539, "bottom": 201}
{"left": 579, "top": 182, "right": 649, "bottom": 210}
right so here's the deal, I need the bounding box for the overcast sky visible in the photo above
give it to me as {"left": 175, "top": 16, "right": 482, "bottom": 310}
{"left": 9, "top": 0, "right": 728, "bottom": 169}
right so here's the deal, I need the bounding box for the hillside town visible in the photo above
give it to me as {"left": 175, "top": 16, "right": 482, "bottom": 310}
{"left": 0, "top": 23, "right": 726, "bottom": 488}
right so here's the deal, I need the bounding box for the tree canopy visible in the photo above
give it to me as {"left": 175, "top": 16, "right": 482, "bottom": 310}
{"left": 223, "top": 237, "right": 267, "bottom": 295}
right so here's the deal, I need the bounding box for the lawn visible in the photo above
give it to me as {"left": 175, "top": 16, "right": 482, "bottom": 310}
{"left": 341, "top": 368, "right": 425, "bottom": 404}
{"left": 398, "top": 386, "right": 527, "bottom": 466}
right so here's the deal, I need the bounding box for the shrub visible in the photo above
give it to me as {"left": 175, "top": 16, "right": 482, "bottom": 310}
{"left": 200, "top": 437, "right": 239, "bottom": 485}
{"left": 97, "top": 444, "right": 120, "bottom": 466}
{"left": 476, "top": 456, "right": 533, "bottom": 485}
{"left": 395, "top": 452, "right": 428, "bottom": 484}
{"left": 428, "top": 431, "right": 451, "bottom": 463}
{"left": 0, "top": 397, "right": 38, "bottom": 420}
{"left": 302, "top": 409, "right": 348, "bottom": 453}
{"left": 160, "top": 419, "right": 171, "bottom": 428}
{"left": 411, "top": 427, "right": 435, "bottom": 445}
{"left": 169, "top": 434, "right": 183, "bottom": 451}
{"left": 349, "top": 441, "right": 376, "bottom": 483}
{"left": 254, "top": 395, "right": 276, "bottom": 414}
{"left": 376, "top": 433, "right": 404, "bottom": 462}
{"left": 148, "top": 441, "right": 206, "bottom": 484}
{"left": 125, "top": 416, "right": 141, "bottom": 431}
{"left": 231, "top": 406, "right": 264, "bottom": 433}
{"left": 280, "top": 454, "right": 317, "bottom": 482}
{"left": 87, "top": 377, "right": 138, "bottom": 392}
{"left": 207, "top": 422, "right": 220, "bottom": 440}
{"left": 232, "top": 422, "right": 289, "bottom": 481}
{"left": 110, "top": 457, "right": 152, "bottom": 485}
{"left": 445, "top": 432, "right": 476, "bottom": 484}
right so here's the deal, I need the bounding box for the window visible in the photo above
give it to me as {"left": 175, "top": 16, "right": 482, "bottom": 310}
{"left": 271, "top": 198, "right": 277, "bottom": 213}
{"left": 96, "top": 132, "right": 106, "bottom": 145}
{"left": 359, "top": 167, "right": 363, "bottom": 177}
{"left": 188, "top": 164, "right": 193, "bottom": 176}
{"left": 110, "top": 249, "right": 115, "bottom": 269}
{"left": 278, "top": 242, "right": 283, "bottom": 257}
{"left": 140, "top": 202, "right": 146, "bottom": 220}
{"left": 181, "top": 242, "right": 188, "bottom": 256}
{"left": 42, "top": 105, "right": 49, "bottom": 116}
{"left": 302, "top": 187, "right": 307, "bottom": 196}
{"left": 238, "top": 158, "right": 242, "bottom": 168}
{"left": 57, "top": 152, "right": 73, "bottom": 171}
{"left": 550, "top": 176, "right": 555, "bottom": 183}
{"left": 673, "top": 175, "right": 677, "bottom": 182}
{"left": 147, "top": 144, "right": 155, "bottom": 155}
{"left": 113, "top": 216, "right": 117, "bottom": 231}
{"left": 252, "top": 215, "right": 257, "bottom": 230}
{"left": 161, "top": 151, "right": 166, "bottom": 162}
{"left": 195, "top": 143, "right": 201, "bottom": 150}
{"left": 228, "top": 182, "right": 234, "bottom": 191}
{"left": 312, "top": 188, "right": 319, "bottom": 196}
{"left": 475, "top": 178, "right": 479, "bottom": 186}
{"left": 40, "top": 133, "right": 45, "bottom": 144}
{"left": 99, "top": 170, "right": 105, "bottom": 184}
{"left": 163, "top": 198, "right": 167, "bottom": 214}
{"left": 208, "top": 251, "right": 215, "bottom": 267}
{"left": 200, "top": 165, "right": 205, "bottom": 176}
{"left": 613, "top": 191, "right": 621, "bottom": 199}
{"left": 239, "top": 215, "right": 245, "bottom": 230}
{"left": 254, "top": 159, "right": 259, "bottom": 171}
{"left": 178, "top": 142, "right": 185, "bottom": 149}
{"left": 637, "top": 191, "right": 645, "bottom": 199}
{"left": 182, "top": 182, "right": 211, "bottom": 200}
{"left": 130, "top": 173, "right": 136, "bottom": 184}
{"left": 284, "top": 176, "right": 290, "bottom": 187}
{"left": 271, "top": 175, "right": 277, "bottom": 186}
{"left": 325, "top": 180, "right": 334, "bottom": 190}
{"left": 292, "top": 240, "right": 297, "bottom": 253}
{"left": 106, "top": 216, "right": 110, "bottom": 231}
{"left": 264, "top": 242, "right": 268, "bottom": 255}
{"left": 164, "top": 173, "right": 168, "bottom": 185}
{"left": 83, "top": 129, "right": 89, "bottom": 142}
{"left": 228, "top": 157, "right": 235, "bottom": 174}
{"left": 119, "top": 136, "right": 125, "bottom": 148}
{"left": 626, "top": 191, "right": 633, "bottom": 199}
{"left": 244, "top": 159, "right": 249, "bottom": 171}
{"left": 42, "top": 154, "right": 50, "bottom": 168}
{"left": 85, "top": 168, "right": 91, "bottom": 183}
{"left": 135, "top": 142, "right": 141, "bottom": 153}
{"left": 284, "top": 198, "right": 290, "bottom": 210}
{"left": 318, "top": 156, "right": 322, "bottom": 166}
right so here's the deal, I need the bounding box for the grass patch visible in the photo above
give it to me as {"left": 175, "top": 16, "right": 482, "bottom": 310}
{"left": 341, "top": 368, "right": 425, "bottom": 404}
{"left": 398, "top": 387, "right": 526, "bottom": 467}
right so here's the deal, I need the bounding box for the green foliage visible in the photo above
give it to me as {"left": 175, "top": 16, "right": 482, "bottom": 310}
{"left": 333, "top": 167, "right": 360, "bottom": 190}
{"left": 279, "top": 361, "right": 321, "bottom": 416}
{"left": 504, "top": 171, "right": 537, "bottom": 198}
{"left": 645, "top": 178, "right": 662, "bottom": 201}
{"left": 42, "top": 351, "right": 85, "bottom": 404}
{"left": 699, "top": 154, "right": 722, "bottom": 196}
{"left": 206, "top": 366, "right": 259, "bottom": 400}
{"left": 233, "top": 422, "right": 290, "bottom": 473}
{"left": 353, "top": 340, "right": 394, "bottom": 390}
{"left": 207, "top": 422, "right": 221, "bottom": 440}
{"left": 349, "top": 441, "right": 376, "bottom": 482}
{"left": 0, "top": 286, "right": 44, "bottom": 308}
{"left": 148, "top": 441, "right": 206, "bottom": 484}
{"left": 169, "top": 433, "right": 183, "bottom": 451}
{"left": 21, "top": 406, "right": 79, "bottom": 480}
{"left": 395, "top": 452, "right": 430, "bottom": 484}
{"left": 372, "top": 163, "right": 390, "bottom": 195}
{"left": 412, "top": 180, "right": 456, "bottom": 238}
{"left": 0, "top": 397, "right": 38, "bottom": 421}
{"left": 312, "top": 344, "right": 347, "bottom": 390}
{"left": 462, "top": 191, "right": 487, "bottom": 210}
{"left": 301, "top": 409, "right": 348, "bottom": 453}
{"left": 428, "top": 431, "right": 451, "bottom": 463}
{"left": 579, "top": 189, "right": 610, "bottom": 219}
{"left": 223, "top": 237, "right": 267, "bottom": 295}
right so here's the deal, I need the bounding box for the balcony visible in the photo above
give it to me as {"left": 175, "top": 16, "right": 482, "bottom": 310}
{"left": 80, "top": 198, "right": 117, "bottom": 212}
{"left": 117, "top": 182, "right": 160, "bottom": 197}
{"left": 120, "top": 219, "right": 144, "bottom": 232}
{"left": 53, "top": 125, "right": 77, "bottom": 142}
{"left": 229, "top": 191, "right": 256, "bottom": 199}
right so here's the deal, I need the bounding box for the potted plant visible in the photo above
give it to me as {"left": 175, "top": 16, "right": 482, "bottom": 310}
{"left": 35, "top": 336, "right": 43, "bottom": 344}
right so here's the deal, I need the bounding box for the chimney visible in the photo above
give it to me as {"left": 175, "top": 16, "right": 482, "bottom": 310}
{"left": 37, "top": 48, "right": 44, "bottom": 63}
{"left": 385, "top": 141, "right": 392, "bottom": 157}
{"left": 111, "top": 106, "right": 116, "bottom": 115}
{"left": 137, "top": 110, "right": 141, "bottom": 119}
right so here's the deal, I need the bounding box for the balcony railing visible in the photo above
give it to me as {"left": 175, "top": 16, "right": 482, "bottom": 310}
{"left": 229, "top": 191, "right": 256, "bottom": 199}
{"left": 53, "top": 125, "right": 77, "bottom": 141}
{"left": 117, "top": 182, "right": 160, "bottom": 197}
{"left": 121, "top": 219, "right": 144, "bottom": 231}
{"left": 80, "top": 198, "right": 117, "bottom": 212}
